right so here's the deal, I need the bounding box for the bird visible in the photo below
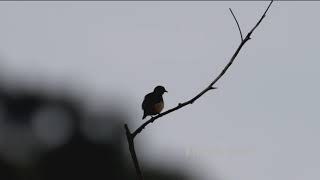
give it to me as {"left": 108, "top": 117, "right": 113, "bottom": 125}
{"left": 142, "top": 85, "right": 167, "bottom": 120}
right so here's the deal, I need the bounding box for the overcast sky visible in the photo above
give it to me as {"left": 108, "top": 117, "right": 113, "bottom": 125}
{"left": 0, "top": 1, "right": 319, "bottom": 180}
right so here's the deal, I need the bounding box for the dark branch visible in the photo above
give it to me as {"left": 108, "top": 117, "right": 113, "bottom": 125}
{"left": 246, "top": 0, "right": 273, "bottom": 40}
{"left": 125, "top": 124, "right": 144, "bottom": 180}
{"left": 229, "top": 8, "right": 243, "bottom": 41}
{"left": 132, "top": 0, "right": 273, "bottom": 138}
{"left": 125, "top": 1, "right": 274, "bottom": 179}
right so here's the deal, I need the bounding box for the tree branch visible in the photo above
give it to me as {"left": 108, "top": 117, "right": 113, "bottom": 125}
{"left": 125, "top": 124, "right": 144, "bottom": 180}
{"left": 124, "top": 1, "right": 273, "bottom": 179}
{"left": 229, "top": 8, "right": 243, "bottom": 41}
{"left": 132, "top": 0, "right": 273, "bottom": 138}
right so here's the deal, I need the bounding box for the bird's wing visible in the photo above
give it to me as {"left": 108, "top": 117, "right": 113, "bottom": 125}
{"left": 142, "top": 93, "right": 153, "bottom": 110}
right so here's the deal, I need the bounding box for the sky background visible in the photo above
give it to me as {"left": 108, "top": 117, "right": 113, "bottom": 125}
{"left": 0, "top": 1, "right": 319, "bottom": 180}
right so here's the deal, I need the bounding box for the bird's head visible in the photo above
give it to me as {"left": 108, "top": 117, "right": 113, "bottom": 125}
{"left": 154, "top": 85, "right": 168, "bottom": 95}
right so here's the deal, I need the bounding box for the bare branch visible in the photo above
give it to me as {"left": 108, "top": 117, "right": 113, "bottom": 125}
{"left": 132, "top": 0, "right": 273, "bottom": 138}
{"left": 229, "top": 8, "right": 243, "bottom": 41}
{"left": 246, "top": 0, "right": 273, "bottom": 40}
{"left": 125, "top": 1, "right": 274, "bottom": 179}
{"left": 125, "top": 124, "right": 144, "bottom": 180}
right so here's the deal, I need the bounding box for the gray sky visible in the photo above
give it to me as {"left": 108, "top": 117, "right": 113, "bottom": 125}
{"left": 0, "top": 1, "right": 319, "bottom": 180}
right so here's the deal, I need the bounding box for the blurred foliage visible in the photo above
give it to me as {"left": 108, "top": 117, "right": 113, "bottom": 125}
{"left": 0, "top": 84, "right": 192, "bottom": 180}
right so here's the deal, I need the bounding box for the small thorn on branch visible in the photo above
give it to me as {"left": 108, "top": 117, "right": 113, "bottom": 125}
{"left": 209, "top": 87, "right": 218, "bottom": 90}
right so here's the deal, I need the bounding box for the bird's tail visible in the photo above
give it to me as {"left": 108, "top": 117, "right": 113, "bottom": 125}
{"left": 142, "top": 113, "right": 147, "bottom": 119}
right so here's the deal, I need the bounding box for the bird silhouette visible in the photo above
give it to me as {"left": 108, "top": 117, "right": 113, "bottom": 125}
{"left": 142, "top": 86, "right": 167, "bottom": 119}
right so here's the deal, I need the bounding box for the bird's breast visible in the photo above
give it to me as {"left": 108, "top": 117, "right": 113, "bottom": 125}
{"left": 153, "top": 101, "right": 164, "bottom": 113}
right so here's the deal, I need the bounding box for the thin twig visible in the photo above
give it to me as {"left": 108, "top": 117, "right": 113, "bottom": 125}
{"left": 124, "top": 1, "right": 274, "bottom": 179}
{"left": 229, "top": 8, "right": 243, "bottom": 41}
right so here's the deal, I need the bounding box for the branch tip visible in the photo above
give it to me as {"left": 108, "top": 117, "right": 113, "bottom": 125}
{"left": 229, "top": 8, "right": 243, "bottom": 41}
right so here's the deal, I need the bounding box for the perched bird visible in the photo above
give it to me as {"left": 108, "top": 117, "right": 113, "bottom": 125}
{"left": 142, "top": 86, "right": 168, "bottom": 119}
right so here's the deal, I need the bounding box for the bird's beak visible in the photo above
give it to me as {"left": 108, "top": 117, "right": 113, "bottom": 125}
{"left": 165, "top": 90, "right": 168, "bottom": 93}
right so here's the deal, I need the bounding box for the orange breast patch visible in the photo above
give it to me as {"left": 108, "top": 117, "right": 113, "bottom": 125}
{"left": 153, "top": 101, "right": 164, "bottom": 113}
